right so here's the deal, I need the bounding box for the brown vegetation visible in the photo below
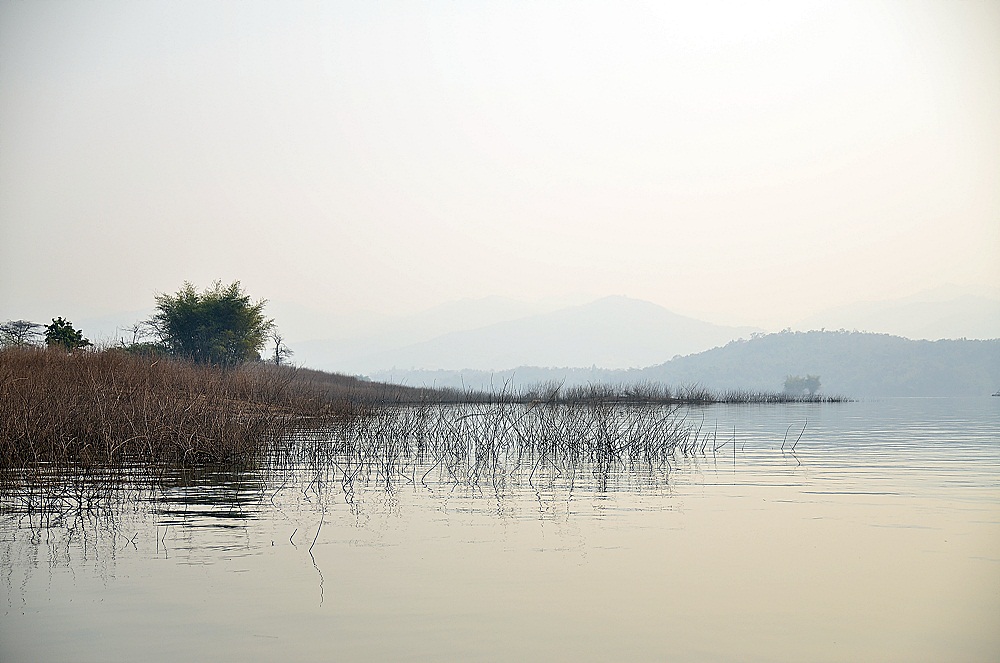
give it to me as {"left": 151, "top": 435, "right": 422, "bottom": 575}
{"left": 0, "top": 347, "right": 400, "bottom": 472}
{"left": 0, "top": 346, "right": 840, "bottom": 482}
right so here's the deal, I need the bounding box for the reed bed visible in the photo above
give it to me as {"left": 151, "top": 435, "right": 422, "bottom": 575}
{"left": 0, "top": 347, "right": 368, "bottom": 474}
{"left": 2, "top": 401, "right": 705, "bottom": 529}
{"left": 2, "top": 347, "right": 839, "bottom": 535}
{"left": 1, "top": 346, "right": 834, "bottom": 503}
{"left": 423, "top": 380, "right": 845, "bottom": 406}
{"left": 278, "top": 399, "right": 723, "bottom": 502}
{"left": 2, "top": 403, "right": 701, "bottom": 560}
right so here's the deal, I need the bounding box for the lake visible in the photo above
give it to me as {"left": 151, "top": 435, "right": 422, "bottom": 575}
{"left": 2, "top": 398, "right": 998, "bottom": 662}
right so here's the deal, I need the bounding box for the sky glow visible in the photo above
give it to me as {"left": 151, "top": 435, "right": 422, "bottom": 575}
{"left": 1, "top": 0, "right": 997, "bottom": 338}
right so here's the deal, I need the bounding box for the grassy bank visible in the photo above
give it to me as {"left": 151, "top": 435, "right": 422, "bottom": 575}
{"left": 0, "top": 347, "right": 396, "bottom": 471}
{"left": 0, "top": 347, "right": 841, "bottom": 477}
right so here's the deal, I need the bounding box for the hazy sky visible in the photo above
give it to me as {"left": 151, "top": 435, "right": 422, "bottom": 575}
{"left": 2, "top": 0, "right": 998, "bottom": 336}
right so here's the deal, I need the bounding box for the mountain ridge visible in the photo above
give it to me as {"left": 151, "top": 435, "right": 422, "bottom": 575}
{"left": 371, "top": 330, "right": 1000, "bottom": 398}
{"left": 326, "top": 295, "right": 760, "bottom": 373}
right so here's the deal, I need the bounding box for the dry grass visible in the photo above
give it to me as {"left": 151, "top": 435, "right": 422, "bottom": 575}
{"left": 2, "top": 348, "right": 845, "bottom": 529}
{"left": 465, "top": 380, "right": 845, "bottom": 405}
{"left": 0, "top": 346, "right": 841, "bottom": 483}
{"left": 0, "top": 347, "right": 366, "bottom": 472}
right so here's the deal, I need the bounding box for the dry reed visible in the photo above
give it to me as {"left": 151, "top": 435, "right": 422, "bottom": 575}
{"left": 0, "top": 347, "right": 363, "bottom": 473}
{"left": 1, "top": 347, "right": 833, "bottom": 488}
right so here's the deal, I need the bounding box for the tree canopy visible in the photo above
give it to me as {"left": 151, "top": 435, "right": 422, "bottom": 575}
{"left": 150, "top": 281, "right": 273, "bottom": 364}
{"left": 44, "top": 317, "right": 92, "bottom": 351}
{"left": 784, "top": 374, "right": 821, "bottom": 396}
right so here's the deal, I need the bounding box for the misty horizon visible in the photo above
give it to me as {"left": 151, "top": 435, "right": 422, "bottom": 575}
{"left": 2, "top": 1, "right": 998, "bottom": 336}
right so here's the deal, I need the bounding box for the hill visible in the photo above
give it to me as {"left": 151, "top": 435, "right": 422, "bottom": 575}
{"left": 346, "top": 295, "right": 758, "bottom": 372}
{"left": 290, "top": 295, "right": 587, "bottom": 372}
{"left": 636, "top": 331, "right": 1000, "bottom": 397}
{"left": 372, "top": 331, "right": 1000, "bottom": 398}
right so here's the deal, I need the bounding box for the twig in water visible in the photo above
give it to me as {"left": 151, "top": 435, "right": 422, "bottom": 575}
{"left": 308, "top": 506, "right": 326, "bottom": 606}
{"left": 309, "top": 508, "right": 324, "bottom": 555}
{"left": 791, "top": 420, "right": 807, "bottom": 452}
{"left": 780, "top": 424, "right": 793, "bottom": 452}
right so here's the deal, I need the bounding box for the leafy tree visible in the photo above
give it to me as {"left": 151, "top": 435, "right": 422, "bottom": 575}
{"left": 783, "top": 374, "right": 821, "bottom": 396}
{"left": 150, "top": 281, "right": 273, "bottom": 364}
{"left": 0, "top": 319, "right": 43, "bottom": 348}
{"left": 44, "top": 317, "right": 92, "bottom": 351}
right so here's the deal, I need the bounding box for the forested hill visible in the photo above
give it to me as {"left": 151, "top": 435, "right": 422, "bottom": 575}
{"left": 636, "top": 331, "right": 1000, "bottom": 397}
{"left": 371, "top": 331, "right": 1000, "bottom": 398}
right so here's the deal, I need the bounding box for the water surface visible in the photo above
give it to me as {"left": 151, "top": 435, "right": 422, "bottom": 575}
{"left": 2, "top": 398, "right": 998, "bottom": 662}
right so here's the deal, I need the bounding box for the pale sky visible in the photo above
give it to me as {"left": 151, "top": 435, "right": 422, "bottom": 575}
{"left": 2, "top": 0, "right": 998, "bottom": 337}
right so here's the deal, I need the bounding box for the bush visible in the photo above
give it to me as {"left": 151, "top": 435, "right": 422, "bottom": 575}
{"left": 150, "top": 281, "right": 272, "bottom": 364}
{"left": 44, "top": 317, "right": 91, "bottom": 351}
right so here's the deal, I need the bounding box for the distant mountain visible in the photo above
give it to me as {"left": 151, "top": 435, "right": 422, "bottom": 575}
{"left": 349, "top": 296, "right": 759, "bottom": 372}
{"left": 292, "top": 295, "right": 584, "bottom": 372}
{"left": 372, "top": 331, "right": 1000, "bottom": 398}
{"left": 797, "top": 286, "right": 1000, "bottom": 340}
{"left": 636, "top": 331, "right": 1000, "bottom": 397}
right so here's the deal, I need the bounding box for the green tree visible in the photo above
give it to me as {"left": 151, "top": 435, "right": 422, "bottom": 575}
{"left": 44, "top": 317, "right": 92, "bottom": 351}
{"left": 150, "top": 281, "right": 273, "bottom": 364}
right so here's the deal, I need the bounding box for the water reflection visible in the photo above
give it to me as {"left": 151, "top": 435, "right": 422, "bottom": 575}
{"left": 4, "top": 399, "right": 996, "bottom": 539}
{"left": 155, "top": 466, "right": 265, "bottom": 527}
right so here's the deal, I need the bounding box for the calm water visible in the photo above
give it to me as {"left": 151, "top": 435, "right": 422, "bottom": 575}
{"left": 2, "top": 398, "right": 998, "bottom": 662}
